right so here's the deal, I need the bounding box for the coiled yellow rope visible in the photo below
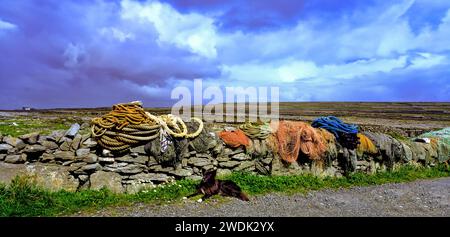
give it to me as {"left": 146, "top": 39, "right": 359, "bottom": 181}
{"left": 239, "top": 121, "right": 272, "bottom": 139}
{"left": 91, "top": 101, "right": 203, "bottom": 152}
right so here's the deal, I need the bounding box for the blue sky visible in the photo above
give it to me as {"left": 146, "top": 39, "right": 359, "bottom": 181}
{"left": 0, "top": 0, "right": 449, "bottom": 109}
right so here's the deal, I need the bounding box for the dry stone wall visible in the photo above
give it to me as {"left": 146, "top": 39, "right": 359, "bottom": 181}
{"left": 0, "top": 123, "right": 447, "bottom": 194}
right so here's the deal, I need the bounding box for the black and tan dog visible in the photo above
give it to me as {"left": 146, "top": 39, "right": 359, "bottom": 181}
{"left": 187, "top": 169, "right": 249, "bottom": 201}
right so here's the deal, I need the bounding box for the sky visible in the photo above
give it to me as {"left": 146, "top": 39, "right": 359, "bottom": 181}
{"left": 0, "top": 0, "right": 449, "bottom": 109}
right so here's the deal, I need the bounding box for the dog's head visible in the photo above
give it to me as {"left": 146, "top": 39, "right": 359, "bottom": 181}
{"left": 202, "top": 169, "right": 217, "bottom": 184}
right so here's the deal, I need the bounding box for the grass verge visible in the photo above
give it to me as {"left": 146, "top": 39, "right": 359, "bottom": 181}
{"left": 0, "top": 164, "right": 449, "bottom": 217}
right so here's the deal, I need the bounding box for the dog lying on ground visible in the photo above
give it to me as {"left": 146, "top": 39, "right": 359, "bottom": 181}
{"left": 187, "top": 169, "right": 249, "bottom": 201}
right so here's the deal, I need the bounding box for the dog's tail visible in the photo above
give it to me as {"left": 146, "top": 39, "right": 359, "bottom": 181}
{"left": 239, "top": 192, "right": 250, "bottom": 201}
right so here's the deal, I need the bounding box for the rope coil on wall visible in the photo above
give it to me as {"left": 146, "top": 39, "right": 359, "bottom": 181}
{"left": 239, "top": 121, "right": 272, "bottom": 139}
{"left": 91, "top": 101, "right": 203, "bottom": 152}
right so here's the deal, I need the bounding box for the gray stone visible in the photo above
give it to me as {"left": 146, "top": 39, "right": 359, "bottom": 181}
{"left": 401, "top": 142, "right": 413, "bottom": 162}
{"left": 193, "top": 167, "right": 200, "bottom": 174}
{"left": 131, "top": 155, "right": 149, "bottom": 165}
{"left": 188, "top": 157, "right": 211, "bottom": 167}
{"left": 186, "top": 175, "right": 203, "bottom": 181}
{"left": 130, "top": 152, "right": 139, "bottom": 158}
{"left": 54, "top": 151, "right": 75, "bottom": 161}
{"left": 3, "top": 136, "right": 26, "bottom": 150}
{"left": 78, "top": 180, "right": 91, "bottom": 191}
{"left": 261, "top": 157, "right": 273, "bottom": 165}
{"left": 68, "top": 162, "right": 87, "bottom": 172}
{"left": 62, "top": 161, "right": 74, "bottom": 166}
{"left": 102, "top": 162, "right": 128, "bottom": 172}
{"left": 128, "top": 173, "right": 171, "bottom": 183}
{"left": 0, "top": 162, "right": 26, "bottom": 185}
{"left": 76, "top": 148, "right": 91, "bottom": 157}
{"left": 258, "top": 140, "right": 269, "bottom": 156}
{"left": 252, "top": 139, "right": 261, "bottom": 154}
{"left": 231, "top": 153, "right": 250, "bottom": 161}
{"left": 189, "top": 127, "right": 218, "bottom": 153}
{"left": 147, "top": 156, "right": 158, "bottom": 166}
{"left": 106, "top": 162, "right": 129, "bottom": 168}
{"left": 19, "top": 132, "right": 40, "bottom": 144}
{"left": 80, "top": 122, "right": 90, "bottom": 130}
{"left": 181, "top": 158, "right": 188, "bottom": 167}
{"left": 255, "top": 161, "right": 270, "bottom": 175}
{"left": 219, "top": 160, "right": 241, "bottom": 168}
{"left": 115, "top": 155, "right": 148, "bottom": 165}
{"left": 202, "top": 164, "right": 215, "bottom": 171}
{"left": 59, "top": 141, "right": 72, "bottom": 151}
{"left": 98, "top": 157, "right": 115, "bottom": 163}
{"left": 71, "top": 134, "right": 82, "bottom": 150}
{"left": 149, "top": 165, "right": 174, "bottom": 173}
{"left": 217, "top": 156, "right": 230, "bottom": 162}
{"left": 169, "top": 168, "right": 193, "bottom": 177}
{"left": 81, "top": 132, "right": 91, "bottom": 142}
{"left": 116, "top": 164, "right": 144, "bottom": 175}
{"left": 196, "top": 153, "right": 212, "bottom": 159}
{"left": 40, "top": 153, "right": 55, "bottom": 162}
{"left": 124, "top": 182, "right": 155, "bottom": 194}
{"left": 130, "top": 145, "right": 146, "bottom": 154}
{"left": 102, "top": 149, "right": 113, "bottom": 157}
{"left": 0, "top": 154, "right": 6, "bottom": 161}
{"left": 78, "top": 174, "right": 89, "bottom": 182}
{"left": 82, "top": 153, "right": 98, "bottom": 163}
{"left": 65, "top": 123, "right": 80, "bottom": 138}
{"left": 82, "top": 138, "right": 97, "bottom": 148}
{"left": 40, "top": 140, "right": 59, "bottom": 150}
{"left": 50, "top": 130, "right": 66, "bottom": 142}
{"left": 90, "top": 171, "right": 124, "bottom": 193}
{"left": 7, "top": 148, "right": 17, "bottom": 155}
{"left": 224, "top": 126, "right": 236, "bottom": 131}
{"left": 81, "top": 163, "right": 102, "bottom": 172}
{"left": 234, "top": 161, "right": 254, "bottom": 171}
{"left": 22, "top": 145, "right": 46, "bottom": 154}
{"left": 212, "top": 142, "right": 224, "bottom": 155}
{"left": 217, "top": 168, "right": 232, "bottom": 177}
{"left": 244, "top": 166, "right": 255, "bottom": 172}
{"left": 4, "top": 154, "right": 26, "bottom": 164}
{"left": 59, "top": 136, "right": 72, "bottom": 143}
{"left": 356, "top": 160, "right": 370, "bottom": 167}
{"left": 37, "top": 135, "right": 51, "bottom": 144}
{"left": 0, "top": 143, "right": 13, "bottom": 153}
{"left": 25, "top": 163, "right": 79, "bottom": 192}
{"left": 223, "top": 147, "right": 244, "bottom": 156}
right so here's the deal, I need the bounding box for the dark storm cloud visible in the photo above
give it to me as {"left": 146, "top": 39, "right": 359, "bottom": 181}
{"left": 0, "top": 0, "right": 221, "bottom": 109}
{"left": 166, "top": 0, "right": 306, "bottom": 32}
{"left": 0, "top": 0, "right": 449, "bottom": 109}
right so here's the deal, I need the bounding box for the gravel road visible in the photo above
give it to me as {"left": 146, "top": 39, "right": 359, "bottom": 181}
{"left": 74, "top": 178, "right": 450, "bottom": 217}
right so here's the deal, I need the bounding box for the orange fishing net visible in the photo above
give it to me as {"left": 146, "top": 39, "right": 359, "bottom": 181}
{"left": 219, "top": 129, "right": 251, "bottom": 148}
{"left": 356, "top": 133, "right": 378, "bottom": 156}
{"left": 272, "top": 120, "right": 326, "bottom": 163}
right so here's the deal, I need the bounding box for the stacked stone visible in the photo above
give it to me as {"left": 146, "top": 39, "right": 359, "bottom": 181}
{"left": 0, "top": 122, "right": 448, "bottom": 194}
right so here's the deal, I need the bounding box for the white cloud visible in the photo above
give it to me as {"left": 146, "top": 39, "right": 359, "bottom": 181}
{"left": 63, "top": 43, "right": 86, "bottom": 68}
{"left": 223, "top": 56, "right": 408, "bottom": 84}
{"left": 217, "top": 0, "right": 450, "bottom": 65}
{"left": 120, "top": 0, "right": 218, "bottom": 58}
{"left": 100, "top": 27, "right": 135, "bottom": 42}
{"left": 415, "top": 9, "right": 450, "bottom": 52}
{"left": 0, "top": 19, "right": 17, "bottom": 31}
{"left": 409, "top": 52, "right": 449, "bottom": 69}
